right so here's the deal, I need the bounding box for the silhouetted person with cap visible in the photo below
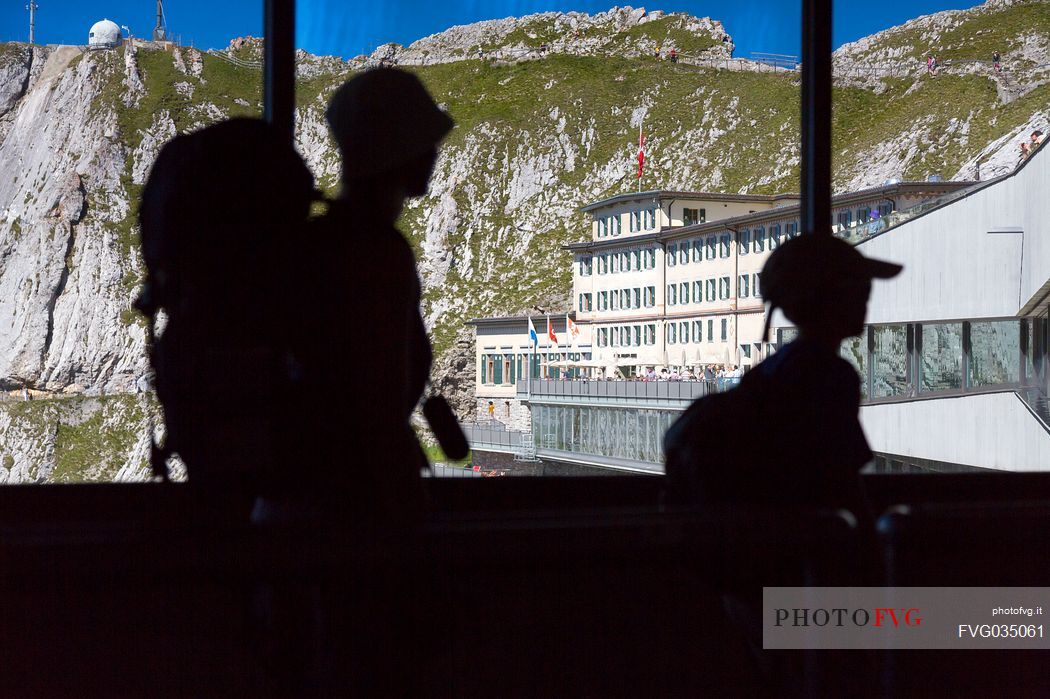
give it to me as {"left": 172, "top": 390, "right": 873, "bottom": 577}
{"left": 279, "top": 67, "right": 451, "bottom": 523}
{"left": 137, "top": 118, "right": 315, "bottom": 487}
{"left": 665, "top": 233, "right": 901, "bottom": 695}
{"left": 666, "top": 233, "right": 901, "bottom": 509}
{"left": 267, "top": 68, "right": 451, "bottom": 695}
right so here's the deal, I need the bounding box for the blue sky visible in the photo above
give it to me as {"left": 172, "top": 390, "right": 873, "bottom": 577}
{"left": 2, "top": 1, "right": 981, "bottom": 58}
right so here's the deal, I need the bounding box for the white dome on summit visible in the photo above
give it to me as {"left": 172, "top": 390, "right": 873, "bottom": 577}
{"left": 88, "top": 19, "right": 122, "bottom": 49}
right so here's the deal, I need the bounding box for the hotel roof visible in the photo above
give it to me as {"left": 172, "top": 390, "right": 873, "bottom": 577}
{"left": 565, "top": 180, "right": 979, "bottom": 251}
{"left": 579, "top": 189, "right": 800, "bottom": 213}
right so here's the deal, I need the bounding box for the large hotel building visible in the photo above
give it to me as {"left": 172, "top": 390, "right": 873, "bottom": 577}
{"left": 466, "top": 146, "right": 1049, "bottom": 475}
{"left": 469, "top": 181, "right": 971, "bottom": 420}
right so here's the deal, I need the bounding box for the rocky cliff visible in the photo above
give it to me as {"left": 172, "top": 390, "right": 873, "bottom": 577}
{"left": 0, "top": 1, "right": 1047, "bottom": 481}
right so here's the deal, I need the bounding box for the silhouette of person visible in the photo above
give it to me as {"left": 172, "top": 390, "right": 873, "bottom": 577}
{"left": 278, "top": 67, "right": 452, "bottom": 522}
{"left": 666, "top": 233, "right": 902, "bottom": 510}
{"left": 137, "top": 118, "right": 315, "bottom": 486}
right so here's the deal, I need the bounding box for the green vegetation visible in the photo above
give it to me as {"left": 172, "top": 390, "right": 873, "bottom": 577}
{"left": 618, "top": 15, "right": 718, "bottom": 55}
{"left": 51, "top": 395, "right": 148, "bottom": 483}
{"left": 0, "top": 395, "right": 154, "bottom": 483}
{"left": 833, "top": 76, "right": 1050, "bottom": 181}
{"left": 852, "top": 0, "right": 1048, "bottom": 62}
{"left": 423, "top": 443, "right": 472, "bottom": 466}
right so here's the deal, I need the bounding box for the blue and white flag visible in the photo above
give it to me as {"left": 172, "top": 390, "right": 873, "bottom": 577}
{"left": 527, "top": 316, "right": 538, "bottom": 348}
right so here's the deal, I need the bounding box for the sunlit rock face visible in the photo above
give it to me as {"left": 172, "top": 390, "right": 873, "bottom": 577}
{"left": 0, "top": 0, "right": 1047, "bottom": 478}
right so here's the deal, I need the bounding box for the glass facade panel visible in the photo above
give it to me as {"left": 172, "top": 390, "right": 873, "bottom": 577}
{"left": 872, "top": 325, "right": 910, "bottom": 398}
{"left": 532, "top": 404, "right": 668, "bottom": 468}
{"left": 970, "top": 320, "right": 1020, "bottom": 387}
{"left": 921, "top": 323, "right": 963, "bottom": 392}
{"left": 839, "top": 335, "right": 868, "bottom": 400}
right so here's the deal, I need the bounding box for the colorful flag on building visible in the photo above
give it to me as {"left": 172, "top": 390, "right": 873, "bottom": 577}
{"left": 527, "top": 316, "right": 538, "bottom": 348}
{"left": 566, "top": 315, "right": 580, "bottom": 347}
{"left": 547, "top": 315, "right": 558, "bottom": 347}
{"left": 637, "top": 124, "right": 645, "bottom": 180}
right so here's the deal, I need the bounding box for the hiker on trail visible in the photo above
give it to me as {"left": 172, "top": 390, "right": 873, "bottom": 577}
{"left": 669, "top": 47, "right": 678, "bottom": 63}
{"left": 926, "top": 54, "right": 937, "bottom": 75}
{"left": 993, "top": 51, "right": 1001, "bottom": 72}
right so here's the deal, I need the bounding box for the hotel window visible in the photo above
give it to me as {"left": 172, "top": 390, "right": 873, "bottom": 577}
{"left": 611, "top": 253, "right": 620, "bottom": 274}
{"left": 481, "top": 356, "right": 488, "bottom": 384}
{"left": 719, "top": 276, "right": 731, "bottom": 300}
{"left": 645, "top": 248, "right": 656, "bottom": 269}
{"left": 753, "top": 273, "right": 761, "bottom": 298}
{"left": 633, "top": 288, "right": 641, "bottom": 308}
{"left": 644, "top": 208, "right": 657, "bottom": 230}
{"left": 633, "top": 325, "right": 642, "bottom": 346}
{"left": 611, "top": 327, "right": 620, "bottom": 347}
{"left": 721, "top": 318, "right": 728, "bottom": 342}
{"left": 752, "top": 226, "right": 765, "bottom": 253}
{"left": 667, "top": 244, "right": 677, "bottom": 267}
{"left": 598, "top": 218, "right": 607, "bottom": 238}
{"left": 680, "top": 322, "right": 689, "bottom": 344}
{"left": 631, "top": 249, "right": 640, "bottom": 270}
{"left": 692, "top": 239, "right": 703, "bottom": 262}
{"left": 693, "top": 280, "right": 703, "bottom": 303}
{"left": 738, "top": 275, "right": 750, "bottom": 299}
{"left": 679, "top": 244, "right": 689, "bottom": 265}
{"left": 739, "top": 229, "right": 750, "bottom": 255}
{"left": 598, "top": 328, "right": 608, "bottom": 347}
{"left": 857, "top": 207, "right": 871, "bottom": 223}
{"left": 877, "top": 203, "right": 891, "bottom": 218}
{"left": 598, "top": 254, "right": 608, "bottom": 274}
{"left": 693, "top": 320, "right": 703, "bottom": 342}
{"left": 768, "top": 224, "right": 781, "bottom": 250}
{"left": 598, "top": 291, "right": 608, "bottom": 311}
{"left": 706, "top": 236, "right": 717, "bottom": 260}
{"left": 611, "top": 290, "right": 620, "bottom": 310}
{"left": 579, "top": 257, "right": 593, "bottom": 276}
{"left": 680, "top": 282, "right": 689, "bottom": 304}
{"left": 630, "top": 210, "right": 641, "bottom": 232}
{"left": 837, "top": 210, "right": 852, "bottom": 229}
{"left": 785, "top": 221, "right": 798, "bottom": 238}
{"left": 708, "top": 319, "right": 714, "bottom": 341}
{"left": 493, "top": 355, "right": 503, "bottom": 384}
{"left": 706, "top": 279, "right": 716, "bottom": 301}
{"left": 719, "top": 233, "right": 731, "bottom": 258}
{"left": 644, "top": 286, "right": 656, "bottom": 307}
{"left": 683, "top": 207, "right": 705, "bottom": 226}
{"left": 668, "top": 323, "right": 677, "bottom": 344}
{"left": 667, "top": 284, "right": 677, "bottom": 305}
{"left": 644, "top": 324, "right": 656, "bottom": 345}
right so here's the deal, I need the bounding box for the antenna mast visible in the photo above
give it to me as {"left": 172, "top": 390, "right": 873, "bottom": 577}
{"left": 153, "top": 0, "right": 166, "bottom": 41}
{"left": 27, "top": 1, "right": 38, "bottom": 45}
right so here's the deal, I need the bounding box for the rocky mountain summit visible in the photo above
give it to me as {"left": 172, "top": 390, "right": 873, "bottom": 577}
{"left": 0, "top": 1, "right": 1048, "bottom": 481}
{"left": 362, "top": 7, "right": 733, "bottom": 67}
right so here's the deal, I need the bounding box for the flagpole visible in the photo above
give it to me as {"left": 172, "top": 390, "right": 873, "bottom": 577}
{"left": 637, "top": 122, "right": 643, "bottom": 194}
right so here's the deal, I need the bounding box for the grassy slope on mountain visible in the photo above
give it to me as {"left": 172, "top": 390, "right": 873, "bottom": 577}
{"left": 834, "top": 76, "right": 1050, "bottom": 181}
{"left": 90, "top": 48, "right": 262, "bottom": 322}
{"left": 851, "top": 0, "right": 1049, "bottom": 63}
{"left": 0, "top": 395, "right": 151, "bottom": 482}
{"left": 406, "top": 55, "right": 798, "bottom": 356}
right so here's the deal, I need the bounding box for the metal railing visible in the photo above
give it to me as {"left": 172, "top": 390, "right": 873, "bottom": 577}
{"left": 515, "top": 379, "right": 729, "bottom": 401}
{"left": 461, "top": 425, "right": 525, "bottom": 453}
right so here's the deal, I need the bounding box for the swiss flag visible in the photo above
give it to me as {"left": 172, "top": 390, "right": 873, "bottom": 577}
{"left": 637, "top": 125, "right": 645, "bottom": 180}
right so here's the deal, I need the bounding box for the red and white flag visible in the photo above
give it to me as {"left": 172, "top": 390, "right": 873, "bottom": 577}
{"left": 566, "top": 315, "right": 580, "bottom": 348}
{"left": 547, "top": 315, "right": 559, "bottom": 347}
{"left": 636, "top": 124, "right": 645, "bottom": 180}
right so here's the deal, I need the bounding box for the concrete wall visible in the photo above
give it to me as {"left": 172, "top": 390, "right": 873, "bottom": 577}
{"left": 860, "top": 392, "right": 1050, "bottom": 472}
{"left": 860, "top": 148, "right": 1049, "bottom": 323}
